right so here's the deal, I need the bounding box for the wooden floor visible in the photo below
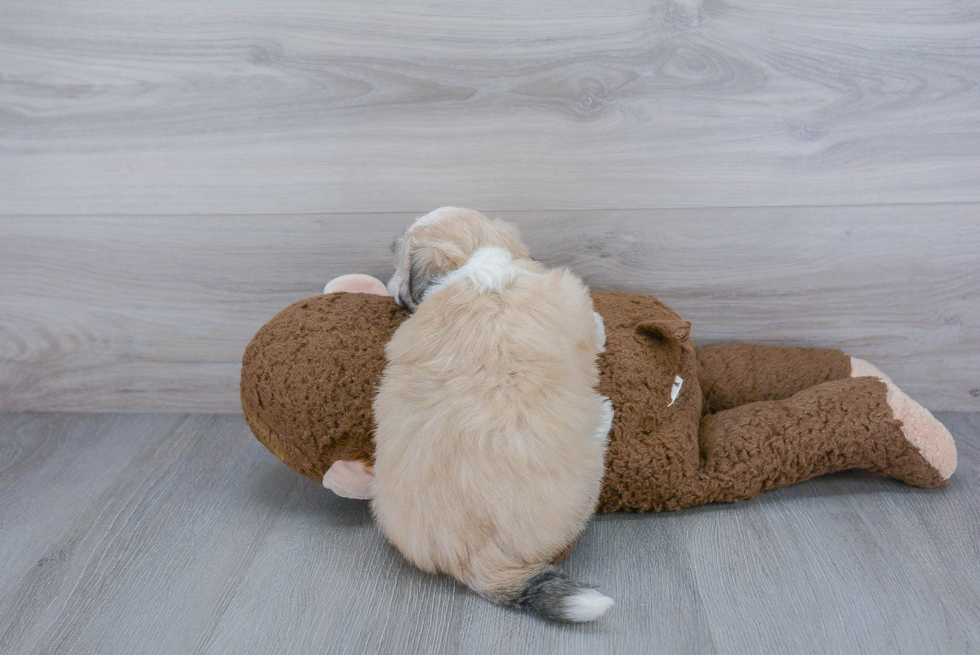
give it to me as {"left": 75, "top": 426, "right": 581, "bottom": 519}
{"left": 1, "top": 412, "right": 977, "bottom": 654}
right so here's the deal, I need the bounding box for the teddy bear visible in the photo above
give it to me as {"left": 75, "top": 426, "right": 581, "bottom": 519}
{"left": 241, "top": 274, "right": 956, "bottom": 513}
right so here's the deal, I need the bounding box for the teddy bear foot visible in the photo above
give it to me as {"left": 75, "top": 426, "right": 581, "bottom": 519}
{"left": 849, "top": 357, "right": 894, "bottom": 384}
{"left": 884, "top": 380, "right": 957, "bottom": 486}
{"left": 850, "top": 358, "right": 956, "bottom": 487}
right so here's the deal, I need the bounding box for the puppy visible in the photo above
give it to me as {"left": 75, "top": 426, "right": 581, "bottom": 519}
{"left": 387, "top": 206, "right": 531, "bottom": 311}
{"left": 372, "top": 244, "right": 614, "bottom": 623}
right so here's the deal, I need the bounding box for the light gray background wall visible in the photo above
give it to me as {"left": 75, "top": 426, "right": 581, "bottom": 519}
{"left": 2, "top": 0, "right": 978, "bottom": 411}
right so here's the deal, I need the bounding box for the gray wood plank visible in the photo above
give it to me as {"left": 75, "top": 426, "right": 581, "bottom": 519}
{"left": 1, "top": 0, "right": 978, "bottom": 214}
{"left": 1, "top": 412, "right": 976, "bottom": 654}
{"left": 2, "top": 206, "right": 978, "bottom": 412}
{"left": 0, "top": 414, "right": 170, "bottom": 597}
{"left": 454, "top": 513, "right": 719, "bottom": 655}
{"left": 198, "top": 473, "right": 469, "bottom": 655}
{"left": 871, "top": 412, "right": 980, "bottom": 653}
{"left": 681, "top": 486, "right": 958, "bottom": 653}
{"left": 0, "top": 414, "right": 297, "bottom": 655}
{"left": 678, "top": 413, "right": 980, "bottom": 655}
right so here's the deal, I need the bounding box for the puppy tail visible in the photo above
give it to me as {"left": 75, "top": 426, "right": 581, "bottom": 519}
{"left": 490, "top": 568, "right": 614, "bottom": 623}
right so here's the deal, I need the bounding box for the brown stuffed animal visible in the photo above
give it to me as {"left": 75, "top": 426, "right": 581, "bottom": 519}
{"left": 241, "top": 275, "right": 956, "bottom": 513}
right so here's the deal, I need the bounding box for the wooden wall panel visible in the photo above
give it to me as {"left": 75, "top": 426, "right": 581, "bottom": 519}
{"left": 1, "top": 207, "right": 977, "bottom": 412}
{"left": 1, "top": 0, "right": 978, "bottom": 214}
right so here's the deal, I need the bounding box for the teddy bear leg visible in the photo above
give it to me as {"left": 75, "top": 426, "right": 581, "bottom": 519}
{"left": 696, "top": 344, "right": 852, "bottom": 414}
{"left": 693, "top": 376, "right": 956, "bottom": 507}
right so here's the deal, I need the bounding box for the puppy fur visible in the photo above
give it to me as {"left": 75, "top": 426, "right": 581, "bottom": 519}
{"left": 387, "top": 207, "right": 531, "bottom": 311}
{"left": 372, "top": 245, "right": 613, "bottom": 622}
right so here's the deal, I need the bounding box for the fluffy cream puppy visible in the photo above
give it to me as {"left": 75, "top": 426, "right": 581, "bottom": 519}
{"left": 372, "top": 246, "right": 614, "bottom": 622}
{"left": 387, "top": 206, "right": 531, "bottom": 311}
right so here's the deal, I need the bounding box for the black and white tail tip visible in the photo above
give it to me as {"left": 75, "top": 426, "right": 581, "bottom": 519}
{"left": 514, "top": 570, "right": 614, "bottom": 623}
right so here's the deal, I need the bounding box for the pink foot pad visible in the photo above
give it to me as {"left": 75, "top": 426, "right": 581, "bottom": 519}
{"left": 851, "top": 357, "right": 956, "bottom": 481}
{"left": 885, "top": 381, "right": 957, "bottom": 481}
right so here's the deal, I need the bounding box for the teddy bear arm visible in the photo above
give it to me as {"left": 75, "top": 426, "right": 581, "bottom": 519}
{"left": 696, "top": 344, "right": 851, "bottom": 415}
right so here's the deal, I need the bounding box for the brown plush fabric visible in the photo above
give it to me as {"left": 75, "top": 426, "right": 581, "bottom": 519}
{"left": 697, "top": 344, "right": 852, "bottom": 415}
{"left": 696, "top": 377, "right": 948, "bottom": 501}
{"left": 241, "top": 290, "right": 948, "bottom": 512}
{"left": 241, "top": 293, "right": 408, "bottom": 482}
{"left": 590, "top": 291, "right": 703, "bottom": 512}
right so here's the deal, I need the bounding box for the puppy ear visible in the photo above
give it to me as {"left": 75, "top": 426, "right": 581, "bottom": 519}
{"left": 408, "top": 240, "right": 468, "bottom": 306}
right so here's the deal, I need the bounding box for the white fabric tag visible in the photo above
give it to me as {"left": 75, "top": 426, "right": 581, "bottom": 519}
{"left": 668, "top": 375, "right": 684, "bottom": 407}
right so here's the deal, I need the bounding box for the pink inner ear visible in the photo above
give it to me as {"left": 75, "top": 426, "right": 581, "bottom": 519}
{"left": 322, "top": 460, "right": 375, "bottom": 499}
{"left": 324, "top": 274, "right": 390, "bottom": 296}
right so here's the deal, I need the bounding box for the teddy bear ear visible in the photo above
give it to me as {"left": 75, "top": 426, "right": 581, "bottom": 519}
{"left": 322, "top": 460, "right": 375, "bottom": 499}
{"left": 636, "top": 318, "right": 692, "bottom": 342}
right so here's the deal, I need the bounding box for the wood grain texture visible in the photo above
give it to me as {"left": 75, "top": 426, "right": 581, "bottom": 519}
{"left": 2, "top": 206, "right": 978, "bottom": 412}
{"left": 1, "top": 0, "right": 979, "bottom": 214}
{"left": 0, "top": 412, "right": 977, "bottom": 654}
{"left": 0, "top": 414, "right": 170, "bottom": 597}
{"left": 0, "top": 414, "right": 299, "bottom": 654}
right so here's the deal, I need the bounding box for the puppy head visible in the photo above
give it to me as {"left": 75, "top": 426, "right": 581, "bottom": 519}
{"left": 387, "top": 207, "right": 531, "bottom": 311}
